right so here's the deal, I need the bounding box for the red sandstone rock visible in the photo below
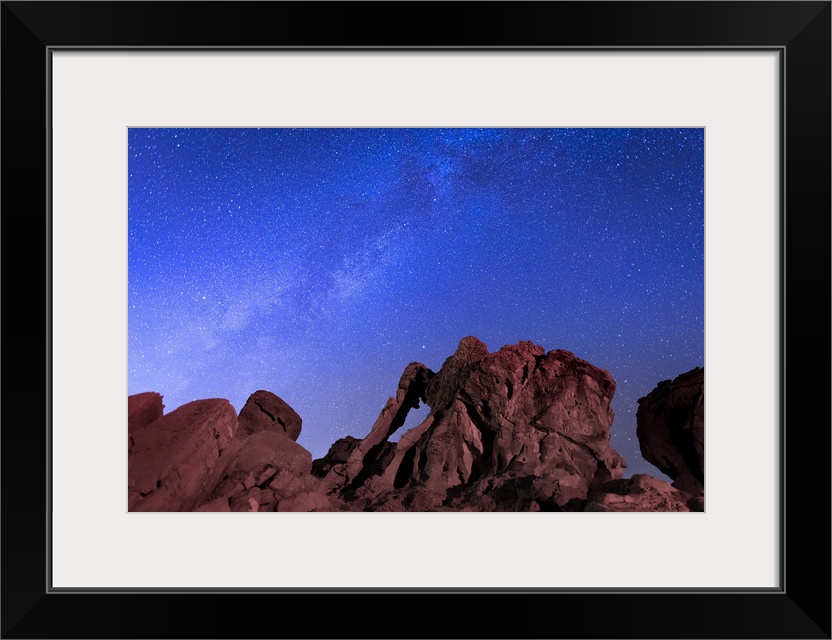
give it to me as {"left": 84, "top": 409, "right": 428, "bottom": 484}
{"left": 128, "top": 398, "right": 238, "bottom": 511}
{"left": 582, "top": 474, "right": 693, "bottom": 512}
{"left": 231, "top": 496, "right": 261, "bottom": 513}
{"left": 268, "top": 469, "right": 308, "bottom": 501}
{"left": 277, "top": 491, "right": 333, "bottom": 512}
{"left": 406, "top": 338, "right": 624, "bottom": 507}
{"left": 327, "top": 337, "right": 627, "bottom": 511}
{"left": 320, "top": 362, "right": 433, "bottom": 495}
{"left": 194, "top": 497, "right": 231, "bottom": 512}
{"left": 128, "top": 392, "right": 165, "bottom": 432}
{"left": 424, "top": 335, "right": 487, "bottom": 410}
{"left": 230, "top": 487, "right": 262, "bottom": 512}
{"left": 235, "top": 431, "right": 311, "bottom": 476}
{"left": 200, "top": 430, "right": 313, "bottom": 508}
{"left": 636, "top": 367, "right": 704, "bottom": 496}
{"left": 237, "top": 390, "right": 302, "bottom": 441}
{"left": 129, "top": 341, "right": 702, "bottom": 513}
{"left": 312, "top": 436, "right": 362, "bottom": 477}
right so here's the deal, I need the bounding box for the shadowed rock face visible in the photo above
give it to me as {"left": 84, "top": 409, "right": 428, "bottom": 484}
{"left": 128, "top": 340, "right": 703, "bottom": 512}
{"left": 237, "top": 390, "right": 302, "bottom": 441}
{"left": 581, "top": 474, "right": 699, "bottom": 512}
{"left": 319, "top": 362, "right": 433, "bottom": 497}
{"left": 636, "top": 367, "right": 704, "bottom": 496}
{"left": 311, "top": 436, "right": 362, "bottom": 477}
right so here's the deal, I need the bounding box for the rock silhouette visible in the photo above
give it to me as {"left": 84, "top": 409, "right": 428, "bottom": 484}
{"left": 128, "top": 338, "right": 704, "bottom": 512}
{"left": 636, "top": 367, "right": 704, "bottom": 497}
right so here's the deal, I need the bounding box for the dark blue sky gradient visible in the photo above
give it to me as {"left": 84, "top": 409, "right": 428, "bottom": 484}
{"left": 128, "top": 128, "right": 703, "bottom": 478}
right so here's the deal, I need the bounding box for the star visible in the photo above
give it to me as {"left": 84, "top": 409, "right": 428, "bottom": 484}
{"left": 129, "top": 127, "right": 704, "bottom": 477}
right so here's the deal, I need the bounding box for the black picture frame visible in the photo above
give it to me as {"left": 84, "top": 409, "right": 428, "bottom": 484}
{"left": 2, "top": 2, "right": 829, "bottom": 638}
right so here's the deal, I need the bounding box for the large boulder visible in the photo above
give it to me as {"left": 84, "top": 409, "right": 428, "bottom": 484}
{"left": 636, "top": 367, "right": 704, "bottom": 496}
{"left": 128, "top": 397, "right": 238, "bottom": 511}
{"left": 237, "top": 390, "right": 302, "bottom": 441}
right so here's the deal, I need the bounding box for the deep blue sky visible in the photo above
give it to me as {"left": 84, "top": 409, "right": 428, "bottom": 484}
{"left": 128, "top": 128, "right": 703, "bottom": 479}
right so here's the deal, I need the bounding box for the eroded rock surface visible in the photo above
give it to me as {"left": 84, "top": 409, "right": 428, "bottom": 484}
{"left": 237, "top": 390, "right": 302, "bottom": 441}
{"left": 201, "top": 430, "right": 315, "bottom": 512}
{"left": 128, "top": 341, "right": 703, "bottom": 512}
{"left": 636, "top": 367, "right": 704, "bottom": 496}
{"left": 128, "top": 398, "right": 238, "bottom": 511}
{"left": 326, "top": 337, "right": 626, "bottom": 510}
{"left": 312, "top": 436, "right": 362, "bottom": 477}
{"left": 581, "top": 474, "right": 696, "bottom": 512}
{"left": 320, "top": 362, "right": 433, "bottom": 496}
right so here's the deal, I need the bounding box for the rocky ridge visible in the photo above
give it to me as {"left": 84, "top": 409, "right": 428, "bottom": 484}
{"left": 128, "top": 338, "right": 704, "bottom": 512}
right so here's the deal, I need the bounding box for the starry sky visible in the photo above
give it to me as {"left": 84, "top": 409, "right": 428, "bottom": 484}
{"left": 128, "top": 128, "right": 703, "bottom": 479}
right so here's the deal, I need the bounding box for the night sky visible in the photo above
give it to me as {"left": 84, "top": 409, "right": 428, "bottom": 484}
{"left": 128, "top": 128, "right": 703, "bottom": 479}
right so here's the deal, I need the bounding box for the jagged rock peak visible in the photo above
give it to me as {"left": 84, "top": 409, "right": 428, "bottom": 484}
{"left": 424, "top": 336, "right": 489, "bottom": 410}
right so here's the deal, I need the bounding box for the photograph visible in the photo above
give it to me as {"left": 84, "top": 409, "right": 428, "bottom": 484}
{"left": 128, "top": 127, "right": 705, "bottom": 513}
{"left": 2, "top": 0, "right": 828, "bottom": 636}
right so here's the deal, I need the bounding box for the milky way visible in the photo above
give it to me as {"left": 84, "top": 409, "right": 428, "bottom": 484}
{"left": 128, "top": 128, "right": 703, "bottom": 478}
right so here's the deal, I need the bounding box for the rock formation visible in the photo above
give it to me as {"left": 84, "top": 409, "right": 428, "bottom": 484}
{"left": 128, "top": 339, "right": 704, "bottom": 512}
{"left": 128, "top": 391, "right": 319, "bottom": 513}
{"left": 237, "top": 390, "right": 302, "bottom": 441}
{"left": 128, "top": 398, "right": 238, "bottom": 511}
{"left": 311, "top": 436, "right": 360, "bottom": 477}
{"left": 320, "top": 337, "right": 627, "bottom": 511}
{"left": 319, "top": 362, "right": 433, "bottom": 497}
{"left": 636, "top": 367, "right": 704, "bottom": 496}
{"left": 203, "top": 430, "right": 315, "bottom": 512}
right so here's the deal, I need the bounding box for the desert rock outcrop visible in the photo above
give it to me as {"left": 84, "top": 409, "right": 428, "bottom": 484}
{"left": 128, "top": 398, "right": 238, "bottom": 511}
{"left": 320, "top": 362, "right": 433, "bottom": 496}
{"left": 636, "top": 367, "right": 704, "bottom": 496}
{"left": 128, "top": 341, "right": 704, "bottom": 512}
{"left": 326, "top": 337, "right": 627, "bottom": 510}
